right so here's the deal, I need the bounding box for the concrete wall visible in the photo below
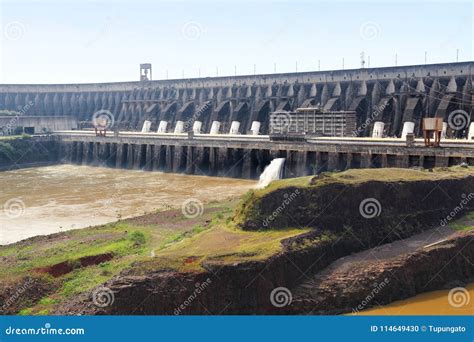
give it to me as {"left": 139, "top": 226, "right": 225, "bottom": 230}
{"left": 1, "top": 62, "right": 472, "bottom": 137}
{"left": 59, "top": 135, "right": 474, "bottom": 179}
{"left": 0, "top": 116, "right": 78, "bottom": 134}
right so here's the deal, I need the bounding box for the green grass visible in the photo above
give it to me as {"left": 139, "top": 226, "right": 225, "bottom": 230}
{"left": 258, "top": 167, "right": 473, "bottom": 195}
{"left": 2, "top": 200, "right": 277, "bottom": 314}
{"left": 140, "top": 220, "right": 309, "bottom": 273}
{"left": 450, "top": 211, "right": 474, "bottom": 231}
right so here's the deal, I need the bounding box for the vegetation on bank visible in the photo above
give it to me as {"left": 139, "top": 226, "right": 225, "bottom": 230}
{"left": 249, "top": 166, "right": 473, "bottom": 196}
{"left": 0, "top": 166, "right": 472, "bottom": 315}
{"left": 0, "top": 136, "right": 56, "bottom": 166}
{"left": 234, "top": 166, "right": 474, "bottom": 230}
{"left": 0, "top": 200, "right": 307, "bottom": 315}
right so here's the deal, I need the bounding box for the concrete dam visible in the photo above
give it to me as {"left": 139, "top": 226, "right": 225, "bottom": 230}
{"left": 1, "top": 62, "right": 473, "bottom": 178}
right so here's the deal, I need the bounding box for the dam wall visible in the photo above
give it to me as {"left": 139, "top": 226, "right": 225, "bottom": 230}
{"left": 58, "top": 134, "right": 474, "bottom": 179}
{"left": 1, "top": 62, "right": 472, "bottom": 137}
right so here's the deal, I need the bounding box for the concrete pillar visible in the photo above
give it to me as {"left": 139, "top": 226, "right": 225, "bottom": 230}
{"left": 229, "top": 121, "right": 240, "bottom": 134}
{"left": 315, "top": 152, "right": 322, "bottom": 173}
{"left": 105, "top": 143, "right": 112, "bottom": 166}
{"left": 345, "top": 153, "right": 353, "bottom": 170}
{"left": 98, "top": 143, "right": 107, "bottom": 166}
{"left": 173, "top": 146, "right": 183, "bottom": 173}
{"left": 242, "top": 150, "right": 252, "bottom": 179}
{"left": 381, "top": 154, "right": 388, "bottom": 168}
{"left": 210, "top": 121, "right": 221, "bottom": 134}
{"left": 209, "top": 147, "right": 218, "bottom": 176}
{"left": 91, "top": 142, "right": 99, "bottom": 166}
{"left": 193, "top": 121, "right": 202, "bottom": 134}
{"left": 185, "top": 146, "right": 194, "bottom": 174}
{"left": 82, "top": 142, "right": 89, "bottom": 165}
{"left": 165, "top": 145, "right": 173, "bottom": 172}
{"left": 127, "top": 144, "right": 134, "bottom": 169}
{"left": 435, "top": 156, "right": 449, "bottom": 167}
{"left": 397, "top": 154, "right": 409, "bottom": 168}
{"left": 145, "top": 144, "right": 153, "bottom": 171}
{"left": 418, "top": 155, "right": 424, "bottom": 167}
{"left": 193, "top": 147, "right": 205, "bottom": 176}
{"left": 361, "top": 153, "right": 371, "bottom": 168}
{"left": 153, "top": 145, "right": 161, "bottom": 170}
{"left": 141, "top": 120, "right": 152, "bottom": 133}
{"left": 328, "top": 152, "right": 338, "bottom": 171}
{"left": 62, "top": 142, "right": 73, "bottom": 163}
{"left": 76, "top": 142, "right": 83, "bottom": 165}
{"left": 229, "top": 148, "right": 242, "bottom": 178}
{"left": 174, "top": 121, "right": 184, "bottom": 134}
{"left": 70, "top": 142, "right": 76, "bottom": 163}
{"left": 401, "top": 121, "right": 415, "bottom": 139}
{"left": 115, "top": 144, "right": 123, "bottom": 168}
{"left": 296, "top": 151, "right": 307, "bottom": 176}
{"left": 104, "top": 143, "right": 113, "bottom": 167}
{"left": 217, "top": 148, "right": 230, "bottom": 176}
{"left": 157, "top": 121, "right": 168, "bottom": 133}
{"left": 372, "top": 121, "right": 384, "bottom": 138}
{"left": 250, "top": 121, "right": 261, "bottom": 135}
{"left": 133, "top": 145, "right": 141, "bottom": 169}
{"left": 284, "top": 151, "right": 294, "bottom": 177}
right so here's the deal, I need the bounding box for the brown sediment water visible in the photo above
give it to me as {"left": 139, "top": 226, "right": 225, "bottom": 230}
{"left": 0, "top": 165, "right": 256, "bottom": 245}
{"left": 356, "top": 283, "right": 474, "bottom": 315}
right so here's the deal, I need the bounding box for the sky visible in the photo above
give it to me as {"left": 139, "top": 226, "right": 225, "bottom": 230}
{"left": 0, "top": 0, "right": 472, "bottom": 84}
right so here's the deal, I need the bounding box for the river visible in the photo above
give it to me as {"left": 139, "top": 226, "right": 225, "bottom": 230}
{"left": 356, "top": 283, "right": 474, "bottom": 315}
{"left": 0, "top": 165, "right": 256, "bottom": 245}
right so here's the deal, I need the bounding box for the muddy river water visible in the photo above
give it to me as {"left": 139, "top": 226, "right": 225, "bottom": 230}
{"left": 0, "top": 165, "right": 256, "bottom": 245}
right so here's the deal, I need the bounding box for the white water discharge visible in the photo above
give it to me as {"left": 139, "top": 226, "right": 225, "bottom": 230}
{"left": 257, "top": 158, "right": 285, "bottom": 188}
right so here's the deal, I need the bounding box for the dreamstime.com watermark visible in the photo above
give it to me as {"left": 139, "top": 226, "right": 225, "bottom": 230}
{"left": 1, "top": 101, "right": 34, "bottom": 134}
{"left": 182, "top": 198, "right": 204, "bottom": 219}
{"left": 352, "top": 102, "right": 387, "bottom": 137}
{"left": 1, "top": 278, "right": 34, "bottom": 312}
{"left": 359, "top": 198, "right": 382, "bottom": 219}
{"left": 440, "top": 193, "right": 474, "bottom": 227}
{"left": 447, "top": 109, "right": 470, "bottom": 131}
{"left": 447, "top": 287, "right": 470, "bottom": 308}
{"left": 262, "top": 189, "right": 300, "bottom": 228}
{"left": 4, "top": 323, "right": 85, "bottom": 336}
{"left": 359, "top": 21, "right": 381, "bottom": 41}
{"left": 270, "top": 287, "right": 293, "bottom": 308}
{"left": 92, "top": 109, "right": 115, "bottom": 130}
{"left": 352, "top": 277, "right": 390, "bottom": 313}
{"left": 91, "top": 286, "right": 115, "bottom": 308}
{"left": 3, "top": 198, "right": 26, "bottom": 219}
{"left": 183, "top": 101, "right": 212, "bottom": 132}
{"left": 181, "top": 21, "right": 204, "bottom": 41}
{"left": 270, "top": 112, "right": 292, "bottom": 133}
{"left": 3, "top": 21, "right": 27, "bottom": 41}
{"left": 174, "top": 278, "right": 212, "bottom": 315}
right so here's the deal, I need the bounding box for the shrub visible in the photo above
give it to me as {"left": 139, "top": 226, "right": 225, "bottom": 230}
{"left": 129, "top": 231, "right": 146, "bottom": 246}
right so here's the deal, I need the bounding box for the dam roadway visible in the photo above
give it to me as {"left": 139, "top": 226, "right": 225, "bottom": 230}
{"left": 54, "top": 131, "right": 474, "bottom": 179}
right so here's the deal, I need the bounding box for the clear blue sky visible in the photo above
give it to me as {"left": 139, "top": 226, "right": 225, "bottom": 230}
{"left": 0, "top": 0, "right": 472, "bottom": 84}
